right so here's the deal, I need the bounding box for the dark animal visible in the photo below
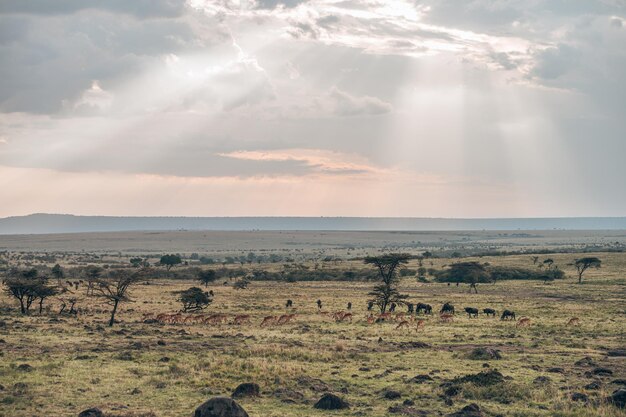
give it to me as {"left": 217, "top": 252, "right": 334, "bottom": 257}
{"left": 501, "top": 310, "right": 516, "bottom": 321}
{"left": 483, "top": 308, "right": 496, "bottom": 317}
{"left": 389, "top": 303, "right": 396, "bottom": 312}
{"left": 367, "top": 301, "right": 374, "bottom": 311}
{"left": 416, "top": 303, "right": 432, "bottom": 315}
{"left": 464, "top": 307, "right": 479, "bottom": 318}
{"left": 316, "top": 299, "right": 322, "bottom": 310}
{"left": 286, "top": 299, "right": 293, "bottom": 308}
{"left": 407, "top": 303, "right": 414, "bottom": 314}
{"left": 440, "top": 302, "right": 455, "bottom": 314}
{"left": 347, "top": 302, "right": 352, "bottom": 310}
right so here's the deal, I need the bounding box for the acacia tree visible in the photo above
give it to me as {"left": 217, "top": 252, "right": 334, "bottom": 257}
{"left": 364, "top": 254, "right": 410, "bottom": 313}
{"left": 92, "top": 269, "right": 147, "bottom": 326}
{"left": 159, "top": 254, "right": 182, "bottom": 277}
{"left": 4, "top": 269, "right": 57, "bottom": 314}
{"left": 574, "top": 257, "right": 601, "bottom": 284}
{"left": 84, "top": 265, "right": 103, "bottom": 296}
{"left": 197, "top": 269, "right": 217, "bottom": 287}
{"left": 177, "top": 287, "right": 212, "bottom": 312}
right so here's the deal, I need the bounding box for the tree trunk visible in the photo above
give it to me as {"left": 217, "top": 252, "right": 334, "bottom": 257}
{"left": 39, "top": 298, "right": 44, "bottom": 314}
{"left": 109, "top": 300, "right": 119, "bottom": 327}
{"left": 19, "top": 298, "right": 26, "bottom": 314}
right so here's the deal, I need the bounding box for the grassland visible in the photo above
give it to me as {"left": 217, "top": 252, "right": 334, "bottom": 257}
{"left": 0, "top": 243, "right": 625, "bottom": 417}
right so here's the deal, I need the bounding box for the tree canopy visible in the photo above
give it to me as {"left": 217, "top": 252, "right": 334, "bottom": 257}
{"left": 364, "top": 253, "right": 410, "bottom": 313}
{"left": 574, "top": 257, "right": 601, "bottom": 283}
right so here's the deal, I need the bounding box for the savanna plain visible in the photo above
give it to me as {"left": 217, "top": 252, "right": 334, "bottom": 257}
{"left": 0, "top": 230, "right": 625, "bottom": 417}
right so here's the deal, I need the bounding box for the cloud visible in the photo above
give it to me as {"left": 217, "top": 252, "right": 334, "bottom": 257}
{"left": 328, "top": 87, "right": 393, "bottom": 116}
{"left": 0, "top": 0, "right": 187, "bottom": 19}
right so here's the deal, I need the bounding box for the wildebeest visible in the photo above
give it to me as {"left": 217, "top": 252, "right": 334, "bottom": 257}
{"left": 347, "top": 302, "right": 352, "bottom": 310}
{"left": 316, "top": 299, "right": 322, "bottom": 310}
{"left": 501, "top": 310, "right": 516, "bottom": 321}
{"left": 286, "top": 299, "right": 293, "bottom": 308}
{"left": 367, "top": 301, "right": 374, "bottom": 311}
{"left": 416, "top": 303, "right": 432, "bottom": 315}
{"left": 483, "top": 308, "right": 496, "bottom": 317}
{"left": 440, "top": 303, "right": 455, "bottom": 314}
{"left": 389, "top": 303, "right": 396, "bottom": 312}
{"left": 464, "top": 307, "right": 479, "bottom": 318}
{"left": 407, "top": 303, "right": 414, "bottom": 314}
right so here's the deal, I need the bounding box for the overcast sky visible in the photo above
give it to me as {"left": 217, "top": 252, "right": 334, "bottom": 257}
{"left": 0, "top": 0, "right": 624, "bottom": 218}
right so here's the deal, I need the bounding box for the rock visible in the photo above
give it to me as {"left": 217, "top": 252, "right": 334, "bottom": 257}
{"left": 409, "top": 374, "right": 434, "bottom": 384}
{"left": 546, "top": 367, "right": 564, "bottom": 374}
{"left": 591, "top": 367, "right": 613, "bottom": 377}
{"left": 611, "top": 379, "right": 626, "bottom": 386}
{"left": 313, "top": 393, "right": 349, "bottom": 410}
{"left": 17, "top": 364, "right": 32, "bottom": 372}
{"left": 296, "top": 376, "right": 330, "bottom": 392}
{"left": 130, "top": 387, "right": 142, "bottom": 395}
{"left": 585, "top": 381, "right": 601, "bottom": 390}
{"left": 533, "top": 376, "right": 552, "bottom": 385}
{"left": 571, "top": 392, "right": 588, "bottom": 403}
{"left": 157, "top": 340, "right": 166, "bottom": 346}
{"left": 608, "top": 388, "right": 626, "bottom": 409}
{"left": 232, "top": 383, "right": 260, "bottom": 398}
{"left": 359, "top": 367, "right": 371, "bottom": 372}
{"left": 574, "top": 356, "right": 595, "bottom": 366}
{"left": 194, "top": 397, "right": 249, "bottom": 417}
{"left": 454, "top": 370, "right": 504, "bottom": 387}
{"left": 467, "top": 347, "right": 502, "bottom": 360}
{"left": 383, "top": 389, "right": 402, "bottom": 399}
{"left": 446, "top": 403, "right": 483, "bottom": 417}
{"left": 607, "top": 350, "right": 626, "bottom": 357}
{"left": 78, "top": 408, "right": 104, "bottom": 417}
{"left": 403, "top": 399, "right": 415, "bottom": 406}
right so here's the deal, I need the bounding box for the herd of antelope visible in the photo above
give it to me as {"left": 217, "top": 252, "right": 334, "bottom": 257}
{"left": 142, "top": 301, "right": 582, "bottom": 330}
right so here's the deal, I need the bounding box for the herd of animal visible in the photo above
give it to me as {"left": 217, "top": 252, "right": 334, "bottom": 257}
{"left": 144, "top": 300, "right": 582, "bottom": 329}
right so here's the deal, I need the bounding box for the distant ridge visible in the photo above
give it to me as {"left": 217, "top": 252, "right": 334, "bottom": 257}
{"left": 0, "top": 214, "right": 625, "bottom": 234}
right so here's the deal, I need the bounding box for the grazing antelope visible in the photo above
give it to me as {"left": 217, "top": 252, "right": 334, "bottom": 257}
{"left": 566, "top": 317, "right": 580, "bottom": 326}
{"left": 260, "top": 315, "right": 277, "bottom": 327}
{"left": 233, "top": 315, "right": 251, "bottom": 325}
{"left": 277, "top": 314, "right": 296, "bottom": 324}
{"left": 335, "top": 312, "right": 352, "bottom": 322}
{"left": 377, "top": 312, "right": 392, "bottom": 322}
{"left": 415, "top": 319, "right": 426, "bottom": 331}
{"left": 440, "top": 313, "right": 454, "bottom": 323}
{"left": 366, "top": 315, "right": 376, "bottom": 324}
{"left": 142, "top": 313, "right": 155, "bottom": 321}
{"left": 395, "top": 313, "right": 406, "bottom": 322}
{"left": 516, "top": 317, "right": 531, "bottom": 327}
{"left": 396, "top": 320, "right": 410, "bottom": 330}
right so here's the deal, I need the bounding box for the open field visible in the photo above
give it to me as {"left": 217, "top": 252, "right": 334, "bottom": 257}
{"left": 0, "top": 248, "right": 625, "bottom": 417}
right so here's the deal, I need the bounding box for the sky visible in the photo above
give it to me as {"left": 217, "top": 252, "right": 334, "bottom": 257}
{"left": 0, "top": 0, "right": 625, "bottom": 218}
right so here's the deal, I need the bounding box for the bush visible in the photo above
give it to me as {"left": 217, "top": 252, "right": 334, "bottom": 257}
{"left": 176, "top": 287, "right": 212, "bottom": 312}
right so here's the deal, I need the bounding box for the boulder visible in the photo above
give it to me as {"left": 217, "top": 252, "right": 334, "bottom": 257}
{"left": 467, "top": 348, "right": 502, "bottom": 360}
{"left": 313, "top": 393, "right": 349, "bottom": 410}
{"left": 194, "top": 397, "right": 249, "bottom": 417}
{"left": 383, "top": 389, "right": 402, "bottom": 399}
{"left": 232, "top": 383, "right": 260, "bottom": 398}
{"left": 78, "top": 408, "right": 104, "bottom": 417}
{"left": 446, "top": 403, "right": 483, "bottom": 417}
{"left": 608, "top": 388, "right": 626, "bottom": 409}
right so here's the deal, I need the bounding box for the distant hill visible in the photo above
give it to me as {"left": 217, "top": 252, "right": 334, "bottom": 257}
{"left": 0, "top": 214, "right": 625, "bottom": 234}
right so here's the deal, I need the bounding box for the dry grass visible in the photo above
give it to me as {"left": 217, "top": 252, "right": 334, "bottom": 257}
{"left": 0, "top": 251, "right": 625, "bottom": 417}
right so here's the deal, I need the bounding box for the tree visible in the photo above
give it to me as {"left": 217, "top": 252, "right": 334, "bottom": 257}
{"left": 531, "top": 256, "right": 539, "bottom": 265}
{"left": 177, "top": 287, "right": 212, "bottom": 312}
{"left": 129, "top": 257, "right": 143, "bottom": 268}
{"left": 92, "top": 269, "right": 146, "bottom": 326}
{"left": 159, "top": 254, "right": 182, "bottom": 276}
{"left": 434, "top": 262, "right": 491, "bottom": 293}
{"left": 364, "top": 254, "right": 410, "bottom": 313}
{"left": 574, "top": 257, "right": 601, "bottom": 284}
{"left": 51, "top": 264, "right": 64, "bottom": 281}
{"left": 197, "top": 269, "right": 217, "bottom": 287}
{"left": 84, "top": 265, "right": 103, "bottom": 295}
{"left": 4, "top": 269, "right": 57, "bottom": 314}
